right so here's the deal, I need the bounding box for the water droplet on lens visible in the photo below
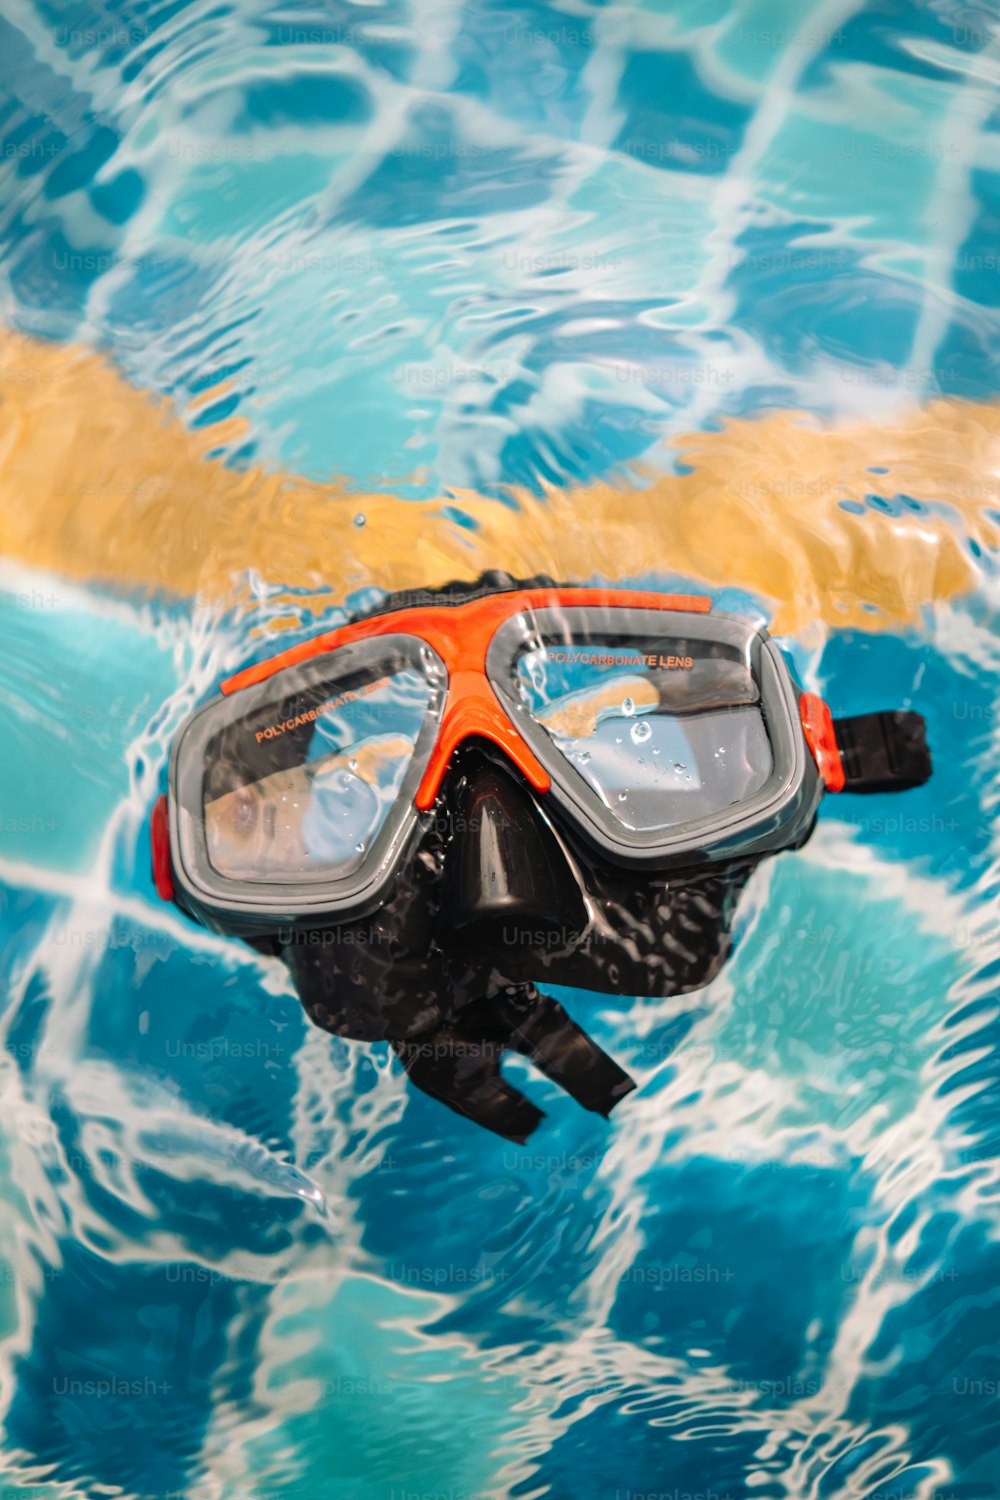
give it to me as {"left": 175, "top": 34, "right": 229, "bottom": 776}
{"left": 674, "top": 762, "right": 685, "bottom": 774}
{"left": 355, "top": 841, "right": 365, "bottom": 853}
{"left": 631, "top": 720, "right": 651, "bottom": 744}
{"left": 622, "top": 696, "right": 635, "bottom": 716}
{"left": 353, "top": 513, "right": 366, "bottom": 528}
{"left": 349, "top": 758, "right": 358, "bottom": 771}
{"left": 618, "top": 791, "right": 628, "bottom": 802}
{"left": 577, "top": 749, "right": 591, "bottom": 764}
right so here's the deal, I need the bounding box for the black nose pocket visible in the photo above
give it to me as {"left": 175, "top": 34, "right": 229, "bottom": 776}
{"left": 439, "top": 753, "right": 588, "bottom": 949}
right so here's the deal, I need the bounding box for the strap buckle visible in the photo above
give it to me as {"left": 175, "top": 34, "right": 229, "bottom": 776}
{"left": 832, "top": 710, "right": 932, "bottom": 794}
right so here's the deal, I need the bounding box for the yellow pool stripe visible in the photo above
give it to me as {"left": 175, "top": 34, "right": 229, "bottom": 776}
{"left": 0, "top": 327, "right": 996, "bottom": 634}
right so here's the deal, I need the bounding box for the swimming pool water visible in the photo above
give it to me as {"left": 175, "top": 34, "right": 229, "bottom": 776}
{"left": 0, "top": 1, "right": 999, "bottom": 1496}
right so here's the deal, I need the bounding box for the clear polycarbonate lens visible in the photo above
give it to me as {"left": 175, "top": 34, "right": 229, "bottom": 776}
{"left": 514, "top": 634, "right": 772, "bottom": 831}
{"left": 202, "top": 663, "right": 434, "bottom": 882}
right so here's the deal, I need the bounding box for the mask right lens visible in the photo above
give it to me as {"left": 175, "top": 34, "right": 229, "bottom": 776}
{"left": 513, "top": 633, "right": 772, "bottom": 832}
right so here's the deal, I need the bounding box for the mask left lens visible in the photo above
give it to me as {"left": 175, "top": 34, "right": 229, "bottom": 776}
{"left": 202, "top": 659, "right": 434, "bottom": 882}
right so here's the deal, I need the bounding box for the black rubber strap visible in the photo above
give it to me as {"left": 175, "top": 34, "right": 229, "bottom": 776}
{"left": 394, "top": 985, "right": 636, "bottom": 1141}
{"left": 832, "top": 710, "right": 932, "bottom": 794}
{"left": 394, "top": 1030, "right": 545, "bottom": 1143}
{"left": 496, "top": 986, "right": 637, "bottom": 1119}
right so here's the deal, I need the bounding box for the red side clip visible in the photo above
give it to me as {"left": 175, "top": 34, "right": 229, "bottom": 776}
{"left": 800, "top": 693, "right": 846, "bottom": 793}
{"left": 151, "top": 794, "right": 175, "bottom": 901}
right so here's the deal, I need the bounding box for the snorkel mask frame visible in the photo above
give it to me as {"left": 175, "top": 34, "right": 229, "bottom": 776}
{"left": 151, "top": 585, "right": 890, "bottom": 938}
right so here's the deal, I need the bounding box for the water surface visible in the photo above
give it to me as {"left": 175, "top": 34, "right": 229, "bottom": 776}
{"left": 0, "top": 1, "right": 999, "bottom": 1496}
